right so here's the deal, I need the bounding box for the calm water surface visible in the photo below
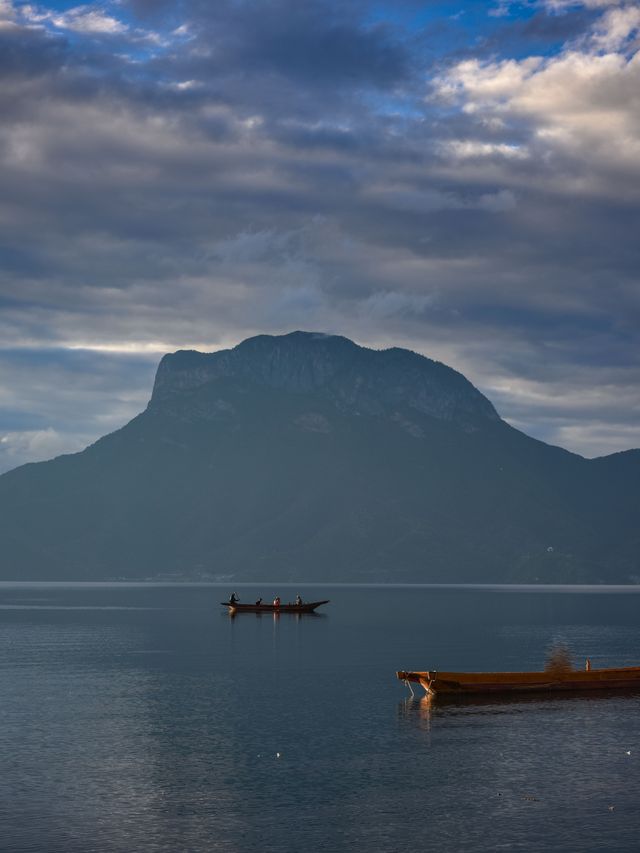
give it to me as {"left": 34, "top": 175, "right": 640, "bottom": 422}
{"left": 1, "top": 583, "right": 640, "bottom": 852}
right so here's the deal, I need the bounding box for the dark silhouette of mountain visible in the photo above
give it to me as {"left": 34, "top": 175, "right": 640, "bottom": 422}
{"left": 0, "top": 331, "right": 638, "bottom": 582}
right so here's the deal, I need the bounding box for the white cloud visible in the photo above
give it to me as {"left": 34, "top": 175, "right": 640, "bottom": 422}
{"left": 478, "top": 364, "right": 640, "bottom": 457}
{"left": 168, "top": 80, "right": 202, "bottom": 91}
{"left": 62, "top": 341, "right": 214, "bottom": 354}
{"left": 445, "top": 140, "right": 529, "bottom": 159}
{"left": 0, "top": 0, "right": 20, "bottom": 29}
{"left": 172, "top": 23, "right": 191, "bottom": 37}
{"left": 0, "top": 428, "right": 87, "bottom": 473}
{"left": 435, "top": 57, "right": 543, "bottom": 109}
{"left": 433, "top": 6, "right": 640, "bottom": 191}
{"left": 21, "top": 4, "right": 128, "bottom": 34}
{"left": 552, "top": 423, "right": 640, "bottom": 457}
{"left": 591, "top": 5, "right": 640, "bottom": 49}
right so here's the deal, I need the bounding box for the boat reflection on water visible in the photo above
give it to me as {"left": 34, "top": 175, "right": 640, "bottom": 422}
{"left": 399, "top": 686, "right": 640, "bottom": 728}
{"left": 226, "top": 609, "right": 326, "bottom": 621}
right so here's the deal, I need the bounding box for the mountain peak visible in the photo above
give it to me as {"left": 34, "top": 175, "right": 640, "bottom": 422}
{"left": 0, "top": 330, "right": 637, "bottom": 583}
{"left": 150, "top": 330, "right": 499, "bottom": 426}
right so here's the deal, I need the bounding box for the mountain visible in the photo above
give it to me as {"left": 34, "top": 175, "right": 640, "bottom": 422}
{"left": 0, "top": 331, "right": 638, "bottom": 582}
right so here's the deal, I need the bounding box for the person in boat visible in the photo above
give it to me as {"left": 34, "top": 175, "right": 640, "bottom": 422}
{"left": 295, "top": 594, "right": 303, "bottom": 606}
{"left": 255, "top": 598, "right": 263, "bottom": 606}
{"left": 229, "top": 592, "right": 239, "bottom": 605}
{"left": 273, "top": 596, "right": 281, "bottom": 608}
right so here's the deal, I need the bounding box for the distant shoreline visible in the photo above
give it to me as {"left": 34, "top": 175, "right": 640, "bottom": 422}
{"left": 1, "top": 580, "right": 640, "bottom": 592}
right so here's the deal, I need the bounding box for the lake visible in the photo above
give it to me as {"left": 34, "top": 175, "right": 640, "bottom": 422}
{"left": 1, "top": 583, "right": 640, "bottom": 852}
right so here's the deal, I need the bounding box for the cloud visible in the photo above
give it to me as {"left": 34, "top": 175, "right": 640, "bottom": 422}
{"left": 0, "top": 428, "right": 87, "bottom": 472}
{"left": 542, "top": 0, "right": 625, "bottom": 10}
{"left": 0, "top": 348, "right": 158, "bottom": 472}
{"left": 0, "top": 0, "right": 637, "bottom": 466}
{"left": 21, "top": 4, "right": 129, "bottom": 34}
{"left": 486, "top": 369, "right": 640, "bottom": 457}
{"left": 362, "top": 290, "right": 435, "bottom": 319}
{"left": 0, "top": 0, "right": 15, "bottom": 24}
{"left": 433, "top": 17, "right": 640, "bottom": 191}
{"left": 444, "top": 140, "right": 529, "bottom": 159}
{"left": 590, "top": 4, "right": 640, "bottom": 48}
{"left": 552, "top": 423, "right": 640, "bottom": 458}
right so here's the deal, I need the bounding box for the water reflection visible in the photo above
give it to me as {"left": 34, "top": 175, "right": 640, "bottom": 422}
{"left": 5, "top": 583, "right": 640, "bottom": 853}
{"left": 399, "top": 687, "right": 640, "bottom": 727}
{"left": 226, "top": 609, "right": 326, "bottom": 622}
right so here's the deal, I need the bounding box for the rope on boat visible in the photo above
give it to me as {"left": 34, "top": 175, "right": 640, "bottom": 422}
{"left": 403, "top": 678, "right": 415, "bottom": 698}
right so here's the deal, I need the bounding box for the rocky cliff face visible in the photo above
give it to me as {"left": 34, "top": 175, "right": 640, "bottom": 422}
{"left": 150, "top": 331, "right": 499, "bottom": 426}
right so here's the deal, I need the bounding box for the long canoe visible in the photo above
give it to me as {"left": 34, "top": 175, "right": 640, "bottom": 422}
{"left": 221, "top": 600, "right": 329, "bottom": 614}
{"left": 397, "top": 664, "right": 640, "bottom": 696}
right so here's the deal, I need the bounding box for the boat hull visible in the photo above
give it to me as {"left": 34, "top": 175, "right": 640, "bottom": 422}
{"left": 221, "top": 600, "right": 329, "bottom": 614}
{"left": 397, "top": 666, "right": 640, "bottom": 696}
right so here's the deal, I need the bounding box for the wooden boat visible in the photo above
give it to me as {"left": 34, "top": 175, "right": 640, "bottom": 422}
{"left": 397, "top": 663, "right": 640, "bottom": 696}
{"left": 221, "top": 599, "right": 329, "bottom": 614}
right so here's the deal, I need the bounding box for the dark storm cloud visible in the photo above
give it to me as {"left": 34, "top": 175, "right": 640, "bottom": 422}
{"left": 213, "top": 3, "right": 408, "bottom": 87}
{"left": 0, "top": 0, "right": 638, "bottom": 463}
{"left": 0, "top": 22, "right": 66, "bottom": 77}
{"left": 136, "top": 0, "right": 412, "bottom": 96}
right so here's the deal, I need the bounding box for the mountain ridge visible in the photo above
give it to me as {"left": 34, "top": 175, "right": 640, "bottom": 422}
{"left": 0, "top": 331, "right": 637, "bottom": 583}
{"left": 151, "top": 330, "right": 500, "bottom": 428}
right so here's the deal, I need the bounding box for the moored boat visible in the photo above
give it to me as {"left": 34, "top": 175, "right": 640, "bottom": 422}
{"left": 221, "top": 599, "right": 329, "bottom": 614}
{"left": 397, "top": 663, "right": 640, "bottom": 696}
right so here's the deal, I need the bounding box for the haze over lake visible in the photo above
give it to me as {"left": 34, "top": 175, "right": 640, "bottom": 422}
{"left": 3, "top": 583, "right": 640, "bottom": 852}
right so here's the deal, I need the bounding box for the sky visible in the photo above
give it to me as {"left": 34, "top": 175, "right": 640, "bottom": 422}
{"left": 0, "top": 0, "right": 639, "bottom": 472}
